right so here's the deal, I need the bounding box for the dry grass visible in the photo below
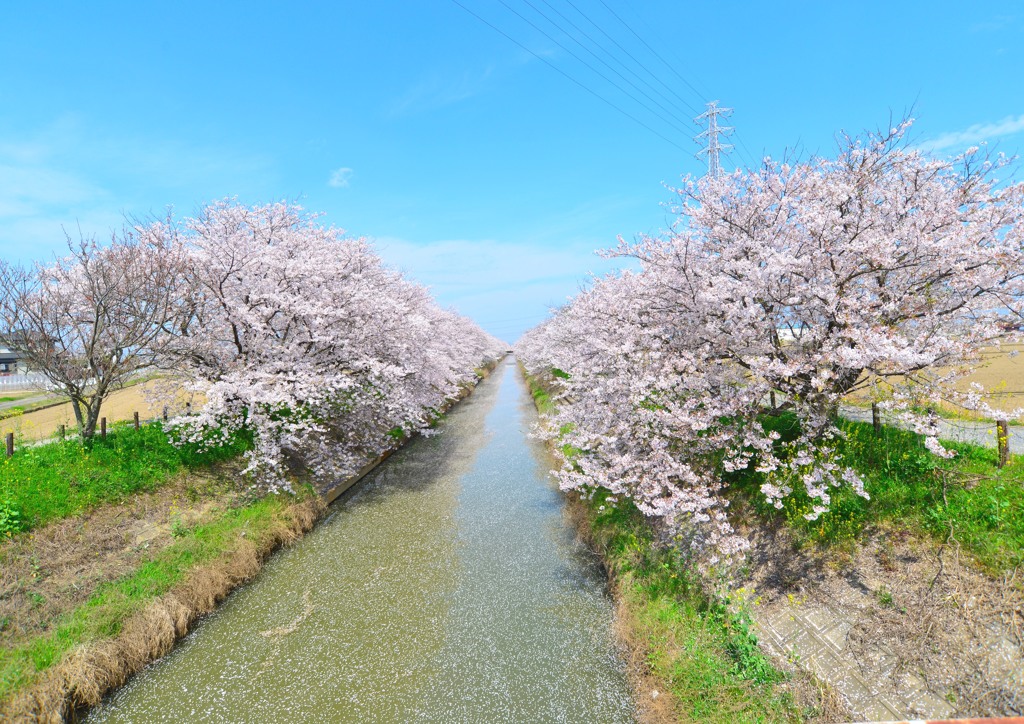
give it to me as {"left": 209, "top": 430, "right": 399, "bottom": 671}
{"left": 845, "top": 344, "right": 1024, "bottom": 419}
{"left": 956, "top": 343, "right": 1024, "bottom": 414}
{"left": 0, "top": 379, "right": 202, "bottom": 443}
{"left": 0, "top": 495, "right": 323, "bottom": 722}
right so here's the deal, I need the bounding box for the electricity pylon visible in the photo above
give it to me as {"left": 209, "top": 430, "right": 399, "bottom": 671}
{"left": 695, "top": 101, "right": 734, "bottom": 178}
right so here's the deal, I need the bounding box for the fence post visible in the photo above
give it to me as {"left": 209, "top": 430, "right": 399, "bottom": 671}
{"left": 58, "top": 424, "right": 65, "bottom": 440}
{"left": 5, "top": 432, "right": 12, "bottom": 458}
{"left": 997, "top": 419, "right": 1010, "bottom": 469}
{"left": 162, "top": 406, "right": 168, "bottom": 422}
{"left": 100, "top": 417, "right": 107, "bottom": 439}
{"left": 872, "top": 403, "right": 881, "bottom": 434}
{"left": 769, "top": 390, "right": 777, "bottom": 411}
{"left": 134, "top": 411, "right": 140, "bottom": 430}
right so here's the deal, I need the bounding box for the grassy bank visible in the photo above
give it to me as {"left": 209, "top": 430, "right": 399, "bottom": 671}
{"left": 581, "top": 492, "right": 809, "bottom": 722}
{"left": 0, "top": 421, "right": 249, "bottom": 538}
{"left": 522, "top": 368, "right": 809, "bottom": 722}
{"left": 0, "top": 422, "right": 322, "bottom": 719}
{"left": 1, "top": 491, "right": 323, "bottom": 720}
{"left": 729, "top": 413, "right": 1024, "bottom": 576}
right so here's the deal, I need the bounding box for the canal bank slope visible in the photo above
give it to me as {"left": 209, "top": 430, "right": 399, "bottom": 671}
{"left": 86, "top": 358, "right": 635, "bottom": 723}
{"left": 1, "top": 361, "right": 499, "bottom": 723}
{"left": 521, "top": 364, "right": 842, "bottom": 723}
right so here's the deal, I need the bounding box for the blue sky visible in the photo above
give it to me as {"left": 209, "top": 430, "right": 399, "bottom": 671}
{"left": 1, "top": 1, "right": 1022, "bottom": 342}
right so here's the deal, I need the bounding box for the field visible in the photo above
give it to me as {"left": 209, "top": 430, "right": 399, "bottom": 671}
{"left": 844, "top": 343, "right": 1024, "bottom": 420}
{"left": 0, "top": 380, "right": 201, "bottom": 442}
{"left": 956, "top": 343, "right": 1024, "bottom": 413}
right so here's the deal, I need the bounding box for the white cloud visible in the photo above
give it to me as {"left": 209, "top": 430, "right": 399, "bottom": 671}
{"left": 388, "top": 66, "right": 494, "bottom": 117}
{"left": 328, "top": 167, "right": 354, "bottom": 188}
{"left": 970, "top": 15, "right": 1015, "bottom": 33}
{"left": 372, "top": 236, "right": 635, "bottom": 342}
{"left": 0, "top": 117, "right": 273, "bottom": 262}
{"left": 919, "top": 114, "right": 1024, "bottom": 152}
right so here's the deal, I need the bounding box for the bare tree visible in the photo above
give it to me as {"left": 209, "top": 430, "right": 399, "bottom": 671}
{"left": 0, "top": 224, "right": 187, "bottom": 439}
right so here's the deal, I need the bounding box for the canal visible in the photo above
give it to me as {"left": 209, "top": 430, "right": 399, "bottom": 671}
{"left": 88, "top": 358, "right": 636, "bottom": 722}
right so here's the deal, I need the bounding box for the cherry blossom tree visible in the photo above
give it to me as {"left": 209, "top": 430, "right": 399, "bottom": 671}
{"left": 165, "top": 200, "right": 503, "bottom": 491}
{"left": 518, "top": 122, "right": 1024, "bottom": 563}
{"left": 0, "top": 227, "right": 187, "bottom": 438}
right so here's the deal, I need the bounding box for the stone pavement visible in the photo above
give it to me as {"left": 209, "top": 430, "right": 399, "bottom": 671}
{"left": 752, "top": 590, "right": 957, "bottom": 721}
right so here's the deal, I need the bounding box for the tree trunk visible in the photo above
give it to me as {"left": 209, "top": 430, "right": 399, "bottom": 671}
{"left": 83, "top": 396, "right": 104, "bottom": 439}
{"left": 71, "top": 397, "right": 87, "bottom": 438}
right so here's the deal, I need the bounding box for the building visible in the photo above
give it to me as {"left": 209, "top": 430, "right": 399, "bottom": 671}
{"left": 0, "top": 347, "right": 21, "bottom": 374}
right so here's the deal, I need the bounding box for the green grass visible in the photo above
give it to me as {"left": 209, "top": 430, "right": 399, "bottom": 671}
{"left": 521, "top": 368, "right": 799, "bottom": 721}
{"left": 521, "top": 365, "right": 556, "bottom": 415}
{"left": 587, "top": 490, "right": 800, "bottom": 722}
{"left": 729, "top": 412, "right": 1024, "bottom": 575}
{"left": 0, "top": 492, "right": 302, "bottom": 702}
{"left": 0, "top": 422, "right": 251, "bottom": 537}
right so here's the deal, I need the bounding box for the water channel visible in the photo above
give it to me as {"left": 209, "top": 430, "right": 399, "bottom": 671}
{"left": 88, "top": 359, "right": 636, "bottom": 722}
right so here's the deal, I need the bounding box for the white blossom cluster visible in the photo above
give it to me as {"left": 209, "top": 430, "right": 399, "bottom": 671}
{"left": 162, "top": 200, "right": 505, "bottom": 491}
{"left": 517, "top": 123, "right": 1024, "bottom": 565}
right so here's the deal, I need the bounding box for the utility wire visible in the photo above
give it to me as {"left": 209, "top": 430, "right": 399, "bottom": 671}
{"left": 492, "top": 0, "right": 694, "bottom": 138}
{"left": 597, "top": 0, "right": 708, "bottom": 109}
{"left": 619, "top": 0, "right": 714, "bottom": 101}
{"left": 733, "top": 130, "right": 760, "bottom": 169}
{"left": 522, "top": 0, "right": 692, "bottom": 127}
{"left": 565, "top": 0, "right": 705, "bottom": 120}
{"left": 448, "top": 0, "right": 690, "bottom": 152}
{"left": 535, "top": 0, "right": 700, "bottom": 123}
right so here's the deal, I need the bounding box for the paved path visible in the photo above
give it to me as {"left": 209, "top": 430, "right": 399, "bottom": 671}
{"left": 754, "top": 592, "right": 956, "bottom": 721}
{"left": 0, "top": 392, "right": 58, "bottom": 412}
{"left": 840, "top": 405, "right": 1024, "bottom": 454}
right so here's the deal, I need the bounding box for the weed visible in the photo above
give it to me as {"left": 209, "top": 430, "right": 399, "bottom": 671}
{"left": 0, "top": 491, "right": 21, "bottom": 538}
{"left": 169, "top": 517, "right": 188, "bottom": 538}
{"left": 875, "top": 587, "right": 894, "bottom": 607}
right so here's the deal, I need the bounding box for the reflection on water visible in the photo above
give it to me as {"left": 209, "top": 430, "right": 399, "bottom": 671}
{"left": 88, "top": 359, "right": 636, "bottom": 722}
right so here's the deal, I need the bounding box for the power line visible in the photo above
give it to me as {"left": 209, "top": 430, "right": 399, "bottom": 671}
{"left": 597, "top": 0, "right": 708, "bottom": 108}
{"left": 547, "top": 0, "right": 704, "bottom": 121}
{"left": 732, "top": 129, "right": 760, "bottom": 169}
{"left": 492, "top": 0, "right": 693, "bottom": 138}
{"left": 525, "top": 0, "right": 697, "bottom": 126}
{"left": 448, "top": 0, "right": 690, "bottom": 152}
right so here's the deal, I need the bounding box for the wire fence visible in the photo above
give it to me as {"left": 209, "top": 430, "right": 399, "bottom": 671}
{"left": 840, "top": 404, "right": 1023, "bottom": 456}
